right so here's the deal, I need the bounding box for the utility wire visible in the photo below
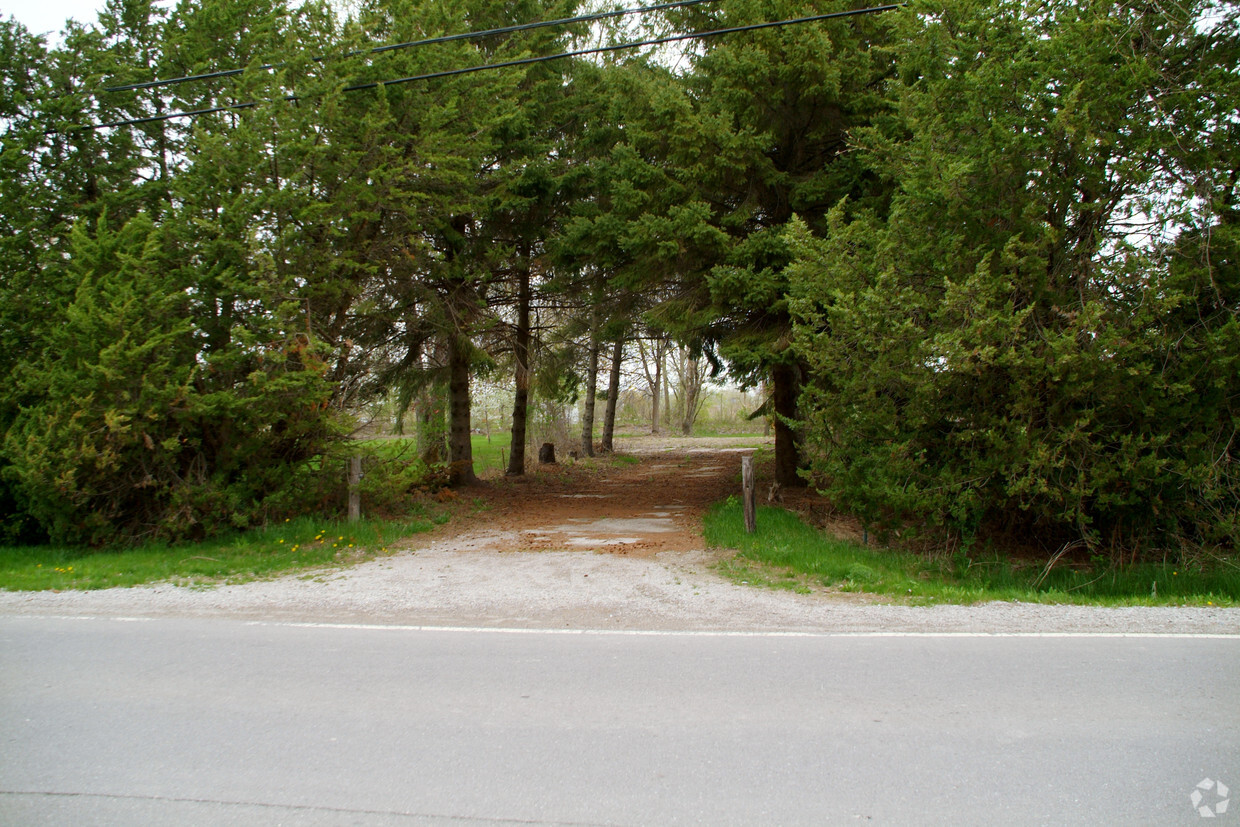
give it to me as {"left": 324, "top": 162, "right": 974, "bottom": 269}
{"left": 83, "top": 4, "right": 903, "bottom": 131}
{"left": 103, "top": 0, "right": 725, "bottom": 93}
{"left": 343, "top": 5, "right": 902, "bottom": 92}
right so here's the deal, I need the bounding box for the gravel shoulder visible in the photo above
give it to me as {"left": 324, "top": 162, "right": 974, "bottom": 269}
{"left": 2, "top": 437, "right": 1236, "bottom": 635}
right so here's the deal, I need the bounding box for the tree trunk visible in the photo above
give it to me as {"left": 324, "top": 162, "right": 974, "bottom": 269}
{"left": 600, "top": 336, "right": 623, "bottom": 453}
{"left": 663, "top": 349, "right": 671, "bottom": 433}
{"left": 416, "top": 347, "right": 447, "bottom": 464}
{"left": 771, "top": 361, "right": 805, "bottom": 488}
{"left": 641, "top": 337, "right": 665, "bottom": 435}
{"left": 679, "top": 347, "right": 704, "bottom": 436}
{"left": 507, "top": 262, "right": 532, "bottom": 476}
{"left": 651, "top": 358, "right": 661, "bottom": 434}
{"left": 447, "top": 334, "right": 476, "bottom": 486}
{"left": 415, "top": 386, "right": 444, "bottom": 464}
{"left": 581, "top": 333, "right": 599, "bottom": 458}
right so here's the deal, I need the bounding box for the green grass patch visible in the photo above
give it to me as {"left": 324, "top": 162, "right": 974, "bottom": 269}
{"left": 355, "top": 434, "right": 509, "bottom": 472}
{"left": 471, "top": 433, "right": 510, "bottom": 474}
{"left": 704, "top": 497, "right": 1239, "bottom": 606}
{"left": 685, "top": 429, "right": 769, "bottom": 441}
{"left": 0, "top": 514, "right": 441, "bottom": 592}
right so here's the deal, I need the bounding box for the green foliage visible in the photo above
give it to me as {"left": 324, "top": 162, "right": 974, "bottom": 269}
{"left": 3, "top": 212, "right": 344, "bottom": 545}
{"left": 705, "top": 499, "right": 1240, "bottom": 605}
{"left": 5, "top": 0, "right": 1234, "bottom": 562}
{"left": 0, "top": 515, "right": 439, "bottom": 591}
{"left": 6, "top": 214, "right": 190, "bottom": 543}
{"left": 788, "top": 0, "right": 1240, "bottom": 557}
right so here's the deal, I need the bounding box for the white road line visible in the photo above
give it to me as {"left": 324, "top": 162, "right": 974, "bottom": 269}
{"left": 265, "top": 624, "right": 1240, "bottom": 639}
{"left": 3, "top": 615, "right": 1236, "bottom": 638}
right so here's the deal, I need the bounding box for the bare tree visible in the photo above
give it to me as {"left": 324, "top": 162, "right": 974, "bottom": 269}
{"left": 637, "top": 333, "right": 669, "bottom": 434}
{"left": 673, "top": 344, "right": 708, "bottom": 435}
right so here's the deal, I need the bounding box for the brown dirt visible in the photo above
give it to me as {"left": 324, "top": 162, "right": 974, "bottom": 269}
{"left": 426, "top": 440, "right": 759, "bottom": 557}
{"left": 5, "top": 436, "right": 1237, "bottom": 633}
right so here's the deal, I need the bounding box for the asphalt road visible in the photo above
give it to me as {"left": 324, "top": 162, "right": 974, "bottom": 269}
{"left": 2, "top": 616, "right": 1237, "bottom": 825}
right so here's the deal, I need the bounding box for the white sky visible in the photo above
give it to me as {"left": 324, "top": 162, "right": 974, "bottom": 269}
{"left": 5, "top": 0, "right": 108, "bottom": 37}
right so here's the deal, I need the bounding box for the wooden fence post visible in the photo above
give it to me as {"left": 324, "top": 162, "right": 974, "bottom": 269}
{"left": 348, "top": 455, "right": 362, "bottom": 523}
{"left": 742, "top": 454, "right": 756, "bottom": 534}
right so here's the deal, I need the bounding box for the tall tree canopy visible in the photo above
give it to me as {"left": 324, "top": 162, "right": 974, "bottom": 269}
{"left": 1, "top": 0, "right": 1234, "bottom": 558}
{"left": 788, "top": 0, "right": 1239, "bottom": 555}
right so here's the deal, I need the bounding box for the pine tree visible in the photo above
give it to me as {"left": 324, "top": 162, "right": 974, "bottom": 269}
{"left": 788, "top": 0, "right": 1240, "bottom": 555}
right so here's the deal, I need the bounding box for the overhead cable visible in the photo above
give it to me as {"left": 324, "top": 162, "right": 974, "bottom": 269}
{"left": 102, "top": 0, "right": 725, "bottom": 93}
{"left": 83, "top": 4, "right": 904, "bottom": 131}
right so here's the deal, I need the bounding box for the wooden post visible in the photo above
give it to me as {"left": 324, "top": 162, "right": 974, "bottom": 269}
{"left": 348, "top": 455, "right": 362, "bottom": 523}
{"left": 742, "top": 454, "right": 756, "bottom": 534}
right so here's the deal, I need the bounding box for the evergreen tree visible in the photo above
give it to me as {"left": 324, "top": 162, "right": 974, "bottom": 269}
{"left": 788, "top": 0, "right": 1239, "bottom": 555}
{"left": 579, "top": 0, "right": 898, "bottom": 484}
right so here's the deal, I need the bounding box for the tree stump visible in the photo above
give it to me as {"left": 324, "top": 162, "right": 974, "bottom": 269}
{"left": 538, "top": 442, "right": 556, "bottom": 464}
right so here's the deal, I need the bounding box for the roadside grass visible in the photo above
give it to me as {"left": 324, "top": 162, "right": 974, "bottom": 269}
{"left": 704, "top": 498, "right": 1239, "bottom": 606}
{"left": 0, "top": 514, "right": 444, "bottom": 592}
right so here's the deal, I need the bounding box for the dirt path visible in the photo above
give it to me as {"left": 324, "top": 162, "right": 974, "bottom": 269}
{"left": 1, "top": 437, "right": 1237, "bottom": 634}
{"left": 431, "top": 440, "right": 759, "bottom": 557}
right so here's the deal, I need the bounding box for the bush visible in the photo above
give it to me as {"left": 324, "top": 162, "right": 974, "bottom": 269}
{"left": 786, "top": 0, "right": 1239, "bottom": 559}
{"left": 3, "top": 214, "right": 346, "bottom": 545}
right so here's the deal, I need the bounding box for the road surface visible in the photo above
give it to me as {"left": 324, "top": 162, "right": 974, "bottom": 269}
{"left": 2, "top": 615, "right": 1237, "bottom": 825}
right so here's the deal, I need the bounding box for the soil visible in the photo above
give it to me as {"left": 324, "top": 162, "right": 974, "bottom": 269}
{"left": 2, "top": 435, "right": 1237, "bottom": 634}
{"left": 432, "top": 438, "right": 762, "bottom": 557}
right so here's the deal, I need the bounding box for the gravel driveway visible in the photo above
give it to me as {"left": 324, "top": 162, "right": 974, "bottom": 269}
{"left": 2, "top": 439, "right": 1236, "bottom": 635}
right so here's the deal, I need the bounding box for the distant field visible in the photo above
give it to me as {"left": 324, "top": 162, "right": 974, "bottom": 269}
{"left": 358, "top": 430, "right": 769, "bottom": 473}
{"left": 357, "top": 434, "right": 510, "bottom": 476}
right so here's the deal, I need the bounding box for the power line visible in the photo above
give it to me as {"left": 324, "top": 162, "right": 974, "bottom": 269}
{"left": 343, "top": 5, "right": 902, "bottom": 92}
{"left": 102, "top": 0, "right": 725, "bottom": 94}
{"left": 81, "top": 4, "right": 903, "bottom": 132}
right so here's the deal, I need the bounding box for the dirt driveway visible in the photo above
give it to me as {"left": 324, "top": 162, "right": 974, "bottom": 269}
{"left": 436, "top": 438, "right": 760, "bottom": 556}
{"left": 1, "top": 437, "right": 1236, "bottom": 634}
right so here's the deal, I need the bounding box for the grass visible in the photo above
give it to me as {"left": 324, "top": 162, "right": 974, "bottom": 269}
{"left": 356, "top": 434, "right": 510, "bottom": 476}
{"left": 0, "top": 513, "right": 445, "bottom": 592}
{"left": 360, "top": 431, "right": 757, "bottom": 475}
{"left": 470, "top": 433, "right": 510, "bottom": 474}
{"left": 682, "top": 429, "right": 769, "bottom": 441}
{"left": 704, "top": 497, "right": 1240, "bottom": 606}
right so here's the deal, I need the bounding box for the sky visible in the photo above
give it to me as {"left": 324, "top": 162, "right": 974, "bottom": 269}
{"left": 5, "top": 0, "right": 109, "bottom": 37}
